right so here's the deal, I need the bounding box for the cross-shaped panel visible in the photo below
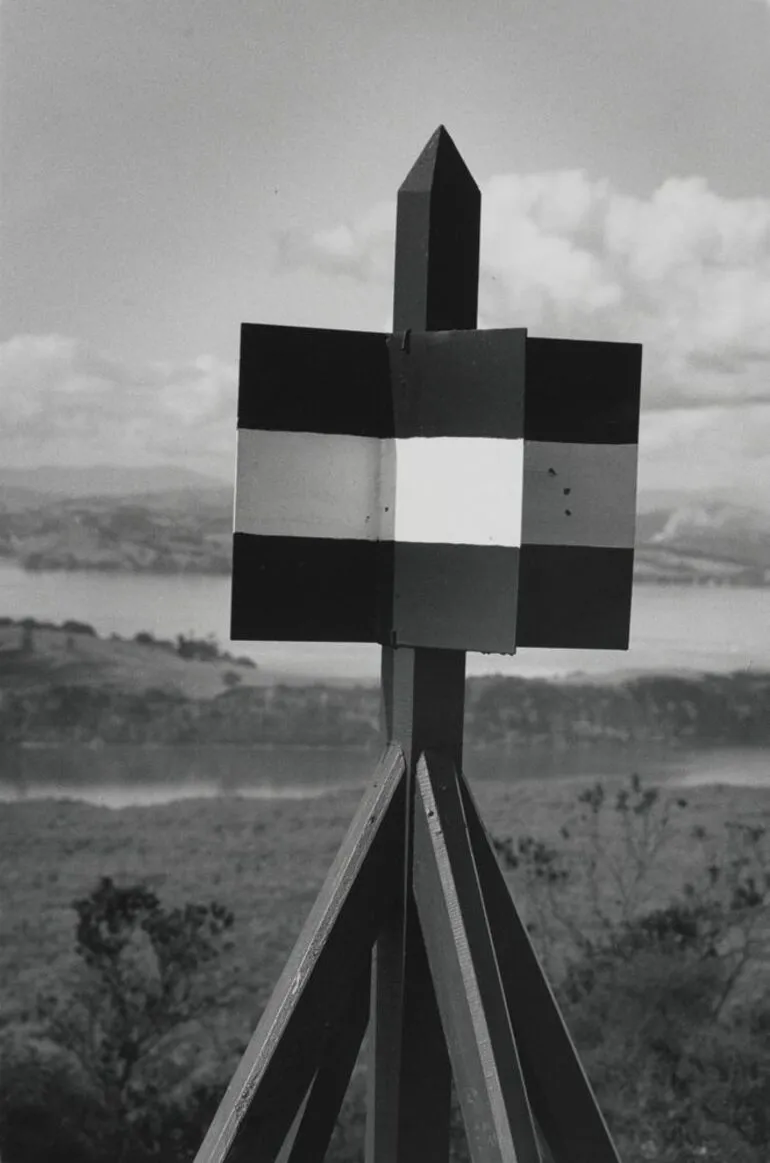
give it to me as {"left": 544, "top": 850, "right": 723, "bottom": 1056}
{"left": 231, "top": 324, "right": 641, "bottom": 652}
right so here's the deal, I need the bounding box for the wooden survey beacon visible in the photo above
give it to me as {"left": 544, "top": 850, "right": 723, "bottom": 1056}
{"left": 196, "top": 127, "right": 642, "bottom": 1163}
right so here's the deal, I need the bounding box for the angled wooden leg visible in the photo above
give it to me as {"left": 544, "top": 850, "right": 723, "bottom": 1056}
{"left": 458, "top": 770, "right": 623, "bottom": 1163}
{"left": 276, "top": 952, "right": 372, "bottom": 1163}
{"left": 413, "top": 751, "right": 542, "bottom": 1163}
{"left": 367, "top": 894, "right": 449, "bottom": 1163}
{"left": 273, "top": 1090, "right": 312, "bottom": 1163}
{"left": 194, "top": 746, "right": 406, "bottom": 1163}
{"left": 367, "top": 647, "right": 466, "bottom": 1163}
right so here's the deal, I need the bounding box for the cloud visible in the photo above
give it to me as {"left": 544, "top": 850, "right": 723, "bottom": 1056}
{"left": 0, "top": 335, "right": 237, "bottom": 476}
{"left": 277, "top": 200, "right": 396, "bottom": 286}
{"left": 287, "top": 170, "right": 770, "bottom": 411}
{"left": 4, "top": 331, "right": 770, "bottom": 506}
{"left": 7, "top": 163, "right": 770, "bottom": 502}
{"left": 639, "top": 403, "right": 770, "bottom": 504}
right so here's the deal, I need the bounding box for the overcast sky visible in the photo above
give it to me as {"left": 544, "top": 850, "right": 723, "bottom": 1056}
{"left": 2, "top": 0, "right": 770, "bottom": 503}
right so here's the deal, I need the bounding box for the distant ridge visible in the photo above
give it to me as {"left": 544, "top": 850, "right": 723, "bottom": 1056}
{"left": 2, "top": 469, "right": 767, "bottom": 512}
{"left": 0, "top": 464, "right": 230, "bottom": 498}
{"left": 1, "top": 471, "right": 769, "bottom": 586}
{"left": 637, "top": 486, "right": 770, "bottom": 514}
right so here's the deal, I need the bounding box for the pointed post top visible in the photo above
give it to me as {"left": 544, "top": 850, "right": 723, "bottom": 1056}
{"left": 399, "top": 126, "right": 479, "bottom": 200}
{"left": 393, "top": 126, "right": 481, "bottom": 332}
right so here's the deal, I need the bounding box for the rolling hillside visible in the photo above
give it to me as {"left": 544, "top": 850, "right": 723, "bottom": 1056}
{"left": 0, "top": 484, "right": 232, "bottom": 574}
{"left": 2, "top": 618, "right": 770, "bottom": 748}
{"left": 635, "top": 502, "right": 770, "bottom": 586}
{"left": 0, "top": 468, "right": 768, "bottom": 586}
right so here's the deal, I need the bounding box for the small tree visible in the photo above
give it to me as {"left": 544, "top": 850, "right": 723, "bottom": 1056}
{"left": 1, "top": 878, "right": 236, "bottom": 1163}
{"left": 20, "top": 618, "right": 34, "bottom": 654}
{"left": 491, "top": 772, "right": 770, "bottom": 1161}
{"left": 176, "top": 633, "right": 221, "bottom": 662}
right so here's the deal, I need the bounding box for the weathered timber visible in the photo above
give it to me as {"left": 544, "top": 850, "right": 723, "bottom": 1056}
{"left": 458, "top": 769, "right": 623, "bottom": 1163}
{"left": 206, "top": 122, "right": 639, "bottom": 1163}
{"left": 193, "top": 745, "right": 405, "bottom": 1163}
{"left": 368, "top": 123, "right": 479, "bottom": 1163}
{"left": 368, "top": 648, "right": 466, "bottom": 1163}
{"left": 275, "top": 953, "right": 372, "bottom": 1163}
{"left": 413, "top": 752, "right": 541, "bottom": 1163}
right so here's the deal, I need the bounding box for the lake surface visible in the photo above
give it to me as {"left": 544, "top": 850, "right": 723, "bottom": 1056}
{"left": 1, "top": 561, "right": 769, "bottom": 681}
{"left": 3, "top": 565, "right": 770, "bottom": 805}
{"left": 2, "top": 742, "right": 769, "bottom": 809}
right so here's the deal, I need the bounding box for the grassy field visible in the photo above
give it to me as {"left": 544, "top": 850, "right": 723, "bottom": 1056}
{"left": 3, "top": 764, "right": 770, "bottom": 1161}
{"left": 0, "top": 619, "right": 272, "bottom": 699}
{"left": 5, "top": 618, "right": 770, "bottom": 750}
{"left": 0, "top": 623, "right": 249, "bottom": 698}
{"left": 3, "top": 768, "right": 769, "bottom": 1031}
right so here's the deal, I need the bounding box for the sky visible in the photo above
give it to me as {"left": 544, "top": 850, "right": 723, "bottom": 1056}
{"left": 2, "top": 0, "right": 770, "bottom": 505}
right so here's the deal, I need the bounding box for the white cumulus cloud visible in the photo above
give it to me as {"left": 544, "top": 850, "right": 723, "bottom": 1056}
{"left": 6, "top": 164, "right": 770, "bottom": 502}
{"left": 279, "top": 167, "right": 770, "bottom": 502}
{"left": 289, "top": 168, "right": 770, "bottom": 412}
{"left": 639, "top": 403, "right": 770, "bottom": 505}
{"left": 0, "top": 335, "right": 238, "bottom": 476}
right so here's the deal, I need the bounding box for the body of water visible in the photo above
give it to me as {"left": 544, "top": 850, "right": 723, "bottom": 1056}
{"left": 1, "top": 742, "right": 769, "bottom": 809}
{"left": 1, "top": 561, "right": 770, "bottom": 681}
{"left": 3, "top": 564, "right": 770, "bottom": 805}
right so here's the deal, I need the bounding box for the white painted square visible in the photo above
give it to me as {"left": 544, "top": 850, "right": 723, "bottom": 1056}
{"left": 390, "top": 437, "right": 523, "bottom": 547}
{"left": 236, "top": 430, "right": 525, "bottom": 547}
{"left": 522, "top": 441, "right": 637, "bottom": 548}
{"left": 234, "top": 429, "right": 382, "bottom": 540}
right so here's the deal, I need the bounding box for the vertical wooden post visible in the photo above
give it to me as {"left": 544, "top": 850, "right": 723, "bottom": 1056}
{"left": 366, "top": 125, "right": 481, "bottom": 1163}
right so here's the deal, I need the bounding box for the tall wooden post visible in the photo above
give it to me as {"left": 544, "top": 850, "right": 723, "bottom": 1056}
{"left": 367, "top": 126, "right": 480, "bottom": 1163}
{"left": 199, "top": 122, "right": 640, "bottom": 1163}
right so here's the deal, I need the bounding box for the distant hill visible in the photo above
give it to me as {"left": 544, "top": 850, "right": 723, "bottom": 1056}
{"left": 637, "top": 486, "right": 770, "bottom": 513}
{"left": 2, "top": 618, "right": 770, "bottom": 747}
{"left": 635, "top": 501, "right": 770, "bottom": 586}
{"left": 0, "top": 464, "right": 229, "bottom": 498}
{"left": 0, "top": 616, "right": 267, "bottom": 700}
{"left": 1, "top": 474, "right": 769, "bottom": 586}
{"left": 0, "top": 487, "right": 233, "bottom": 574}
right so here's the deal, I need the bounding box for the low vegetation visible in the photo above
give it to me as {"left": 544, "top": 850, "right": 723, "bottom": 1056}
{"left": 3, "top": 486, "right": 770, "bottom": 585}
{"left": 1, "top": 771, "right": 769, "bottom": 1161}
{"left": 2, "top": 642, "right": 770, "bottom": 748}
{"left": 0, "top": 490, "right": 231, "bottom": 575}
{"left": 0, "top": 618, "right": 263, "bottom": 701}
{"left": 3, "top": 619, "right": 770, "bottom": 750}
{"left": 0, "top": 878, "right": 233, "bottom": 1163}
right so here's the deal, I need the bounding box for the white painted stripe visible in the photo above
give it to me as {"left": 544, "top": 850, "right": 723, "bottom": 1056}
{"left": 234, "top": 429, "right": 382, "bottom": 540}
{"left": 522, "top": 441, "right": 637, "bottom": 548}
{"left": 235, "top": 430, "right": 524, "bottom": 547}
{"left": 392, "top": 436, "right": 523, "bottom": 547}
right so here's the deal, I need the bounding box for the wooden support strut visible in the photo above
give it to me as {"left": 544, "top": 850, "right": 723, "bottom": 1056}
{"left": 366, "top": 125, "right": 480, "bottom": 1163}
{"left": 413, "top": 752, "right": 541, "bottom": 1163}
{"left": 195, "top": 126, "right": 627, "bottom": 1163}
{"left": 458, "top": 771, "right": 622, "bottom": 1163}
{"left": 193, "top": 746, "right": 406, "bottom": 1163}
{"left": 275, "top": 952, "right": 373, "bottom": 1163}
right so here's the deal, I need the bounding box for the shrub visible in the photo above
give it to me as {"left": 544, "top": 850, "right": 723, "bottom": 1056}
{"left": 61, "top": 620, "right": 97, "bottom": 637}
{"left": 0, "top": 878, "right": 237, "bottom": 1163}
{"left": 176, "top": 632, "right": 221, "bottom": 662}
{"left": 492, "top": 772, "right": 770, "bottom": 1161}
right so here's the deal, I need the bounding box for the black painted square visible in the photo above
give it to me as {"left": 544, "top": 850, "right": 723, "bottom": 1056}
{"left": 231, "top": 533, "right": 382, "bottom": 642}
{"left": 392, "top": 543, "right": 519, "bottom": 652}
{"left": 516, "top": 545, "right": 634, "bottom": 648}
{"left": 388, "top": 328, "right": 526, "bottom": 439}
{"left": 238, "top": 324, "right": 394, "bottom": 437}
{"left": 525, "top": 338, "right": 642, "bottom": 445}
